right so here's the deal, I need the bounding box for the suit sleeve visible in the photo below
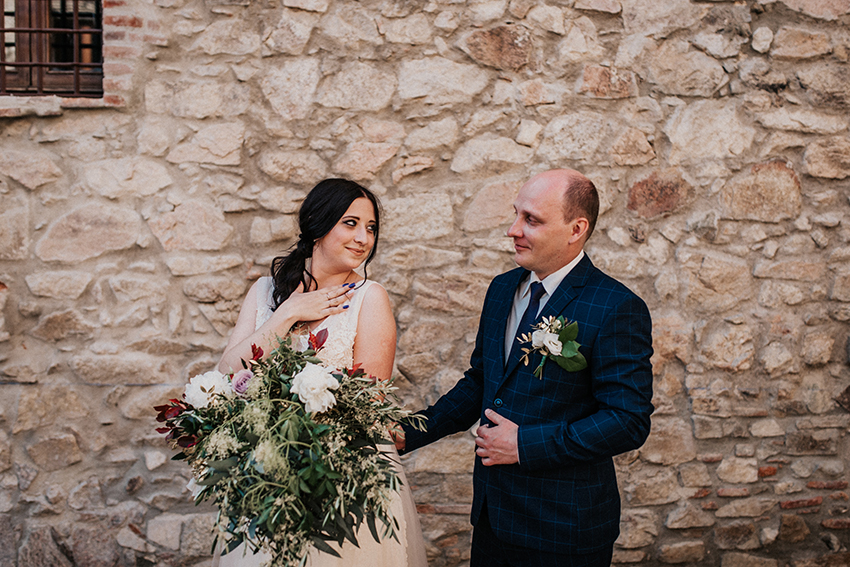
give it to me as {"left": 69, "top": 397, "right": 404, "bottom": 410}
{"left": 400, "top": 286, "right": 494, "bottom": 453}
{"left": 516, "top": 293, "right": 654, "bottom": 470}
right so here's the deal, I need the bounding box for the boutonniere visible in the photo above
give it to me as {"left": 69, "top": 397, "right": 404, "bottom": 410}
{"left": 518, "top": 315, "right": 588, "bottom": 378}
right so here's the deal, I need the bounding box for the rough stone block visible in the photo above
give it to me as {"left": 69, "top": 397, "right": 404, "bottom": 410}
{"left": 786, "top": 431, "right": 838, "bottom": 455}
{"left": 616, "top": 508, "right": 658, "bottom": 549}
{"left": 658, "top": 540, "right": 706, "bottom": 563}
{"left": 35, "top": 204, "right": 142, "bottom": 263}
{"left": 715, "top": 521, "right": 760, "bottom": 550}
{"left": 148, "top": 201, "right": 234, "bottom": 252}
{"left": 398, "top": 58, "right": 489, "bottom": 105}
{"left": 18, "top": 527, "right": 72, "bottom": 567}
{"left": 579, "top": 65, "right": 638, "bottom": 99}
{"left": 628, "top": 169, "right": 689, "bottom": 219}
{"left": 720, "top": 161, "right": 801, "bottom": 222}
{"left": 461, "top": 25, "right": 530, "bottom": 71}
{"left": 26, "top": 433, "right": 83, "bottom": 472}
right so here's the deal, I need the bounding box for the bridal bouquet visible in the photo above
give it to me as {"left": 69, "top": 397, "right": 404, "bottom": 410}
{"left": 154, "top": 332, "right": 424, "bottom": 567}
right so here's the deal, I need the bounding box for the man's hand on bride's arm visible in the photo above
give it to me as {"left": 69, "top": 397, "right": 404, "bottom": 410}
{"left": 474, "top": 409, "right": 519, "bottom": 466}
{"left": 390, "top": 425, "right": 405, "bottom": 452}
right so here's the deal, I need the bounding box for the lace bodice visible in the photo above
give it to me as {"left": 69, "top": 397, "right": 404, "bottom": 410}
{"left": 254, "top": 277, "right": 377, "bottom": 370}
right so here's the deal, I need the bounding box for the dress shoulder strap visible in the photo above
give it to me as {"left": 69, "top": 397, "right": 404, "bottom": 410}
{"left": 254, "top": 277, "right": 275, "bottom": 331}
{"left": 347, "top": 280, "right": 379, "bottom": 323}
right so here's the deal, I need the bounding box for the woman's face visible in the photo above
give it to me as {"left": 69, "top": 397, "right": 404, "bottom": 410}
{"left": 313, "top": 197, "right": 377, "bottom": 275}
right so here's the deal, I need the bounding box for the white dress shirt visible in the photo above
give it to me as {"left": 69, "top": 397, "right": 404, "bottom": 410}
{"left": 504, "top": 251, "right": 585, "bottom": 359}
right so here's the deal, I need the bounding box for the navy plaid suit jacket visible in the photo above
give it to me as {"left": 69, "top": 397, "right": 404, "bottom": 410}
{"left": 403, "top": 254, "right": 654, "bottom": 554}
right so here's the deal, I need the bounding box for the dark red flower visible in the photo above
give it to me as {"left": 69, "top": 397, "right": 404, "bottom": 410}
{"left": 251, "top": 344, "right": 264, "bottom": 361}
{"left": 309, "top": 328, "right": 329, "bottom": 351}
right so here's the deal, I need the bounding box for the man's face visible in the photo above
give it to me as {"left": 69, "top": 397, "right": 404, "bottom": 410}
{"left": 506, "top": 174, "right": 580, "bottom": 279}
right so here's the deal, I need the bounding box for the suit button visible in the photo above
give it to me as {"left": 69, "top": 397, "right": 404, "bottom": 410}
{"left": 494, "top": 398, "right": 503, "bottom": 408}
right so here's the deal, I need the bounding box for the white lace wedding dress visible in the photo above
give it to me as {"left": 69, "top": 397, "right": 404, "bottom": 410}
{"left": 215, "top": 277, "right": 428, "bottom": 567}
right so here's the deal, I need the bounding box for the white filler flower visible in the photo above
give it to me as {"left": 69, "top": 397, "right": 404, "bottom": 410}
{"left": 531, "top": 329, "right": 563, "bottom": 356}
{"left": 291, "top": 363, "right": 340, "bottom": 414}
{"left": 184, "top": 370, "right": 232, "bottom": 409}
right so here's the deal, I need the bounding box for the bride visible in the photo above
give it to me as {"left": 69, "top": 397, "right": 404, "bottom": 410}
{"left": 214, "top": 178, "right": 428, "bottom": 567}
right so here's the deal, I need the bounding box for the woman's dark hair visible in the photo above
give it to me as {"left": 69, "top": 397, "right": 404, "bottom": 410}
{"left": 270, "top": 178, "right": 381, "bottom": 309}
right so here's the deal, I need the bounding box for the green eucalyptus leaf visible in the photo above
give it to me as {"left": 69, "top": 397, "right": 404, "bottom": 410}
{"left": 366, "top": 514, "right": 380, "bottom": 543}
{"left": 208, "top": 457, "right": 238, "bottom": 472}
{"left": 225, "top": 535, "right": 244, "bottom": 554}
{"left": 311, "top": 537, "right": 342, "bottom": 558}
{"left": 197, "top": 472, "right": 227, "bottom": 486}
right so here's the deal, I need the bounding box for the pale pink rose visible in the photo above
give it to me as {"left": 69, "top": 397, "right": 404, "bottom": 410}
{"left": 231, "top": 369, "right": 254, "bottom": 397}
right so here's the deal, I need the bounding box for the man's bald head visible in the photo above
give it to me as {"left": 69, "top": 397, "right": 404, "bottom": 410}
{"left": 525, "top": 169, "right": 599, "bottom": 243}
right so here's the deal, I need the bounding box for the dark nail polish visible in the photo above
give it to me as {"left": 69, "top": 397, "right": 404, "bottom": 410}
{"left": 348, "top": 283, "right": 356, "bottom": 288}
{"left": 343, "top": 305, "right": 349, "bottom": 309}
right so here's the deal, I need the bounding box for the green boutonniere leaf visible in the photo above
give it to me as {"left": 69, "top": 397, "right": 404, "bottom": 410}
{"left": 559, "top": 319, "right": 579, "bottom": 342}
{"left": 554, "top": 351, "right": 587, "bottom": 372}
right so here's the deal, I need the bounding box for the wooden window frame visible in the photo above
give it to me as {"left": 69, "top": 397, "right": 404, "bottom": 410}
{"left": 1, "top": 0, "right": 103, "bottom": 97}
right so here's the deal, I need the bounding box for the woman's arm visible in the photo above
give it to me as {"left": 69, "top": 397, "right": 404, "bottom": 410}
{"left": 218, "top": 279, "right": 351, "bottom": 373}
{"left": 351, "top": 283, "right": 396, "bottom": 383}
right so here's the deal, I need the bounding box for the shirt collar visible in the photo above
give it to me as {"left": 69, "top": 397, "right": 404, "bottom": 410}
{"left": 519, "top": 250, "right": 585, "bottom": 299}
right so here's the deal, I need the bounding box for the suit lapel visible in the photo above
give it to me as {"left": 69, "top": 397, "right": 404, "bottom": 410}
{"left": 501, "top": 255, "right": 594, "bottom": 380}
{"left": 487, "top": 268, "right": 527, "bottom": 383}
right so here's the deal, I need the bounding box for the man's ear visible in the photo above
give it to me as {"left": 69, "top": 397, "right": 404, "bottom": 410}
{"left": 568, "top": 217, "right": 590, "bottom": 245}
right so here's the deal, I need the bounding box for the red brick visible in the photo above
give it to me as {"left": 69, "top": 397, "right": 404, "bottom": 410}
{"left": 103, "top": 63, "right": 133, "bottom": 75}
{"left": 103, "top": 0, "right": 126, "bottom": 6}
{"left": 104, "top": 31, "right": 126, "bottom": 41}
{"left": 701, "top": 501, "right": 719, "bottom": 511}
{"left": 759, "top": 466, "right": 778, "bottom": 478}
{"left": 718, "top": 487, "right": 750, "bottom": 498}
{"left": 699, "top": 453, "right": 723, "bottom": 463}
{"left": 102, "top": 95, "right": 126, "bottom": 107}
{"left": 103, "top": 78, "right": 131, "bottom": 91}
{"left": 808, "top": 480, "right": 849, "bottom": 490}
{"left": 104, "top": 15, "right": 142, "bottom": 27}
{"left": 103, "top": 45, "right": 142, "bottom": 59}
{"left": 822, "top": 518, "right": 850, "bottom": 529}
{"left": 780, "top": 496, "right": 823, "bottom": 509}
{"left": 830, "top": 492, "right": 849, "bottom": 501}
{"left": 416, "top": 504, "right": 436, "bottom": 514}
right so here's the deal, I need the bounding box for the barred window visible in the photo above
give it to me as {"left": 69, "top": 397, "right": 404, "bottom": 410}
{"left": 1, "top": 0, "right": 103, "bottom": 97}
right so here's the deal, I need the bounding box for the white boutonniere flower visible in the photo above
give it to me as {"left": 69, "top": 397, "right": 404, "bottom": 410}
{"left": 519, "top": 316, "right": 588, "bottom": 378}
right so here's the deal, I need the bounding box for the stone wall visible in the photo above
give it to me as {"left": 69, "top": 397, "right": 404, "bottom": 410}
{"left": 1, "top": 0, "right": 850, "bottom": 565}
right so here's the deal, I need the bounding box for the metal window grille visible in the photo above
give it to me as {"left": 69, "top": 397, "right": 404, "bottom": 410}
{"left": 1, "top": 0, "right": 103, "bottom": 97}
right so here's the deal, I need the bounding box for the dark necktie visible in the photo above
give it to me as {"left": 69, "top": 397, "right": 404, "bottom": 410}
{"left": 507, "top": 282, "right": 546, "bottom": 366}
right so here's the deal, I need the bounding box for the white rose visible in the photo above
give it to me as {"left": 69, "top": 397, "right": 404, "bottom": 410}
{"left": 542, "top": 335, "right": 563, "bottom": 356}
{"left": 532, "top": 330, "right": 562, "bottom": 356}
{"left": 291, "top": 363, "right": 340, "bottom": 414}
{"left": 184, "top": 370, "right": 233, "bottom": 409}
{"left": 531, "top": 329, "right": 547, "bottom": 348}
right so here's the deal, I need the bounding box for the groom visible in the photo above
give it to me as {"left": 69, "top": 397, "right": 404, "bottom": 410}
{"left": 398, "top": 169, "right": 654, "bottom": 566}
